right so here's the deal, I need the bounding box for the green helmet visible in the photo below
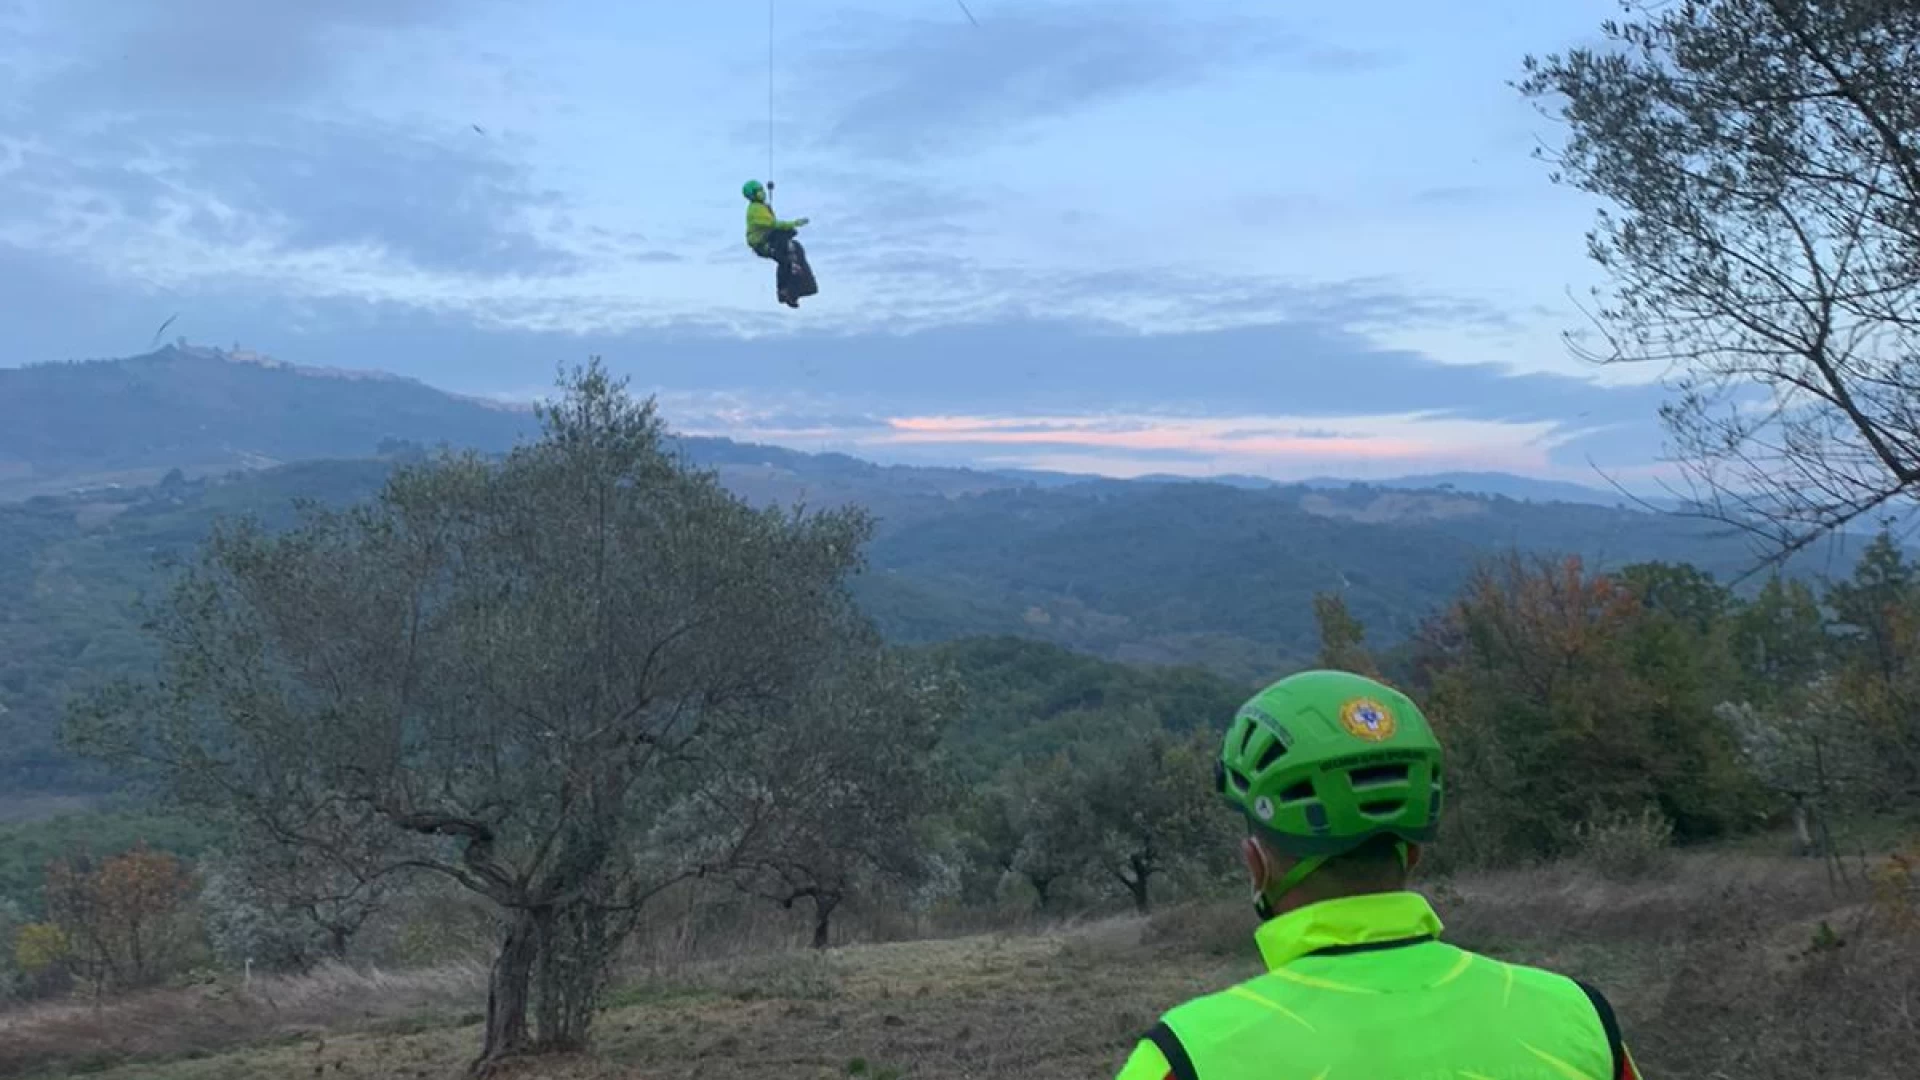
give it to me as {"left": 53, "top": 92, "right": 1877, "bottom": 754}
{"left": 1217, "top": 670, "right": 1443, "bottom": 885}
{"left": 742, "top": 179, "right": 765, "bottom": 200}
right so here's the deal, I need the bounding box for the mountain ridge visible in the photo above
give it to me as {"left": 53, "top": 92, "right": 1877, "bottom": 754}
{"left": 0, "top": 347, "right": 1872, "bottom": 797}
{"left": 4, "top": 344, "right": 1658, "bottom": 511}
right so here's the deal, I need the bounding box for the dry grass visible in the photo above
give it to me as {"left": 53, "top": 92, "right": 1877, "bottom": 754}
{"left": 0, "top": 961, "right": 488, "bottom": 1078}
{"left": 7, "top": 851, "right": 1915, "bottom": 1080}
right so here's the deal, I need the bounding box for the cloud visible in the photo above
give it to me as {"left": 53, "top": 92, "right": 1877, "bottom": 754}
{"left": 0, "top": 242, "right": 173, "bottom": 357}
{"left": 0, "top": 1, "right": 575, "bottom": 283}
{"left": 1411, "top": 185, "right": 1497, "bottom": 207}
{"left": 0, "top": 118, "right": 578, "bottom": 279}
{"left": 810, "top": 3, "right": 1388, "bottom": 160}
{"left": 798, "top": 173, "right": 998, "bottom": 251}
{"left": 0, "top": 242, "right": 1661, "bottom": 441}
{"left": 0, "top": 238, "right": 1674, "bottom": 485}
{"left": 812, "top": 407, "right": 1600, "bottom": 483}
{"left": 650, "top": 318, "right": 1671, "bottom": 438}
{"left": 1216, "top": 426, "right": 1358, "bottom": 441}
{"left": 103, "top": 288, "right": 1664, "bottom": 435}
{"left": 881, "top": 415, "right": 1431, "bottom": 459}
{"left": 29, "top": 0, "right": 468, "bottom": 107}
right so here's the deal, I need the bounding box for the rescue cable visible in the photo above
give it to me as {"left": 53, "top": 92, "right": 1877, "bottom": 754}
{"left": 764, "top": 1, "right": 981, "bottom": 190}
{"left": 760, "top": 0, "right": 768, "bottom": 184}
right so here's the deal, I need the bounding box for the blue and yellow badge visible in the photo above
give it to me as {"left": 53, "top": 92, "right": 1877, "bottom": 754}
{"left": 1340, "top": 698, "right": 1396, "bottom": 742}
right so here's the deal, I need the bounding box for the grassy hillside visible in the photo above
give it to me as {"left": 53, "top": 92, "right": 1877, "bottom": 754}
{"left": 3, "top": 851, "right": 1908, "bottom": 1080}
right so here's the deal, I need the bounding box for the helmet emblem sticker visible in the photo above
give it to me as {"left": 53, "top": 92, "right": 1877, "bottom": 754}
{"left": 1253, "top": 795, "right": 1276, "bottom": 821}
{"left": 1340, "top": 698, "right": 1397, "bottom": 742}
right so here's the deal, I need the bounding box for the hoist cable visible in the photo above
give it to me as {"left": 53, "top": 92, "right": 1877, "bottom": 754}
{"left": 760, "top": 0, "right": 768, "bottom": 182}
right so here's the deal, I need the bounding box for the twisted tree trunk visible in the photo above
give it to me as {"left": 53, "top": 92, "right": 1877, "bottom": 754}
{"left": 474, "top": 907, "right": 546, "bottom": 1073}
{"left": 811, "top": 892, "right": 840, "bottom": 950}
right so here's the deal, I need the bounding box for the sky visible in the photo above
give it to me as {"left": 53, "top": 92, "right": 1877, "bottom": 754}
{"left": 0, "top": 0, "right": 1675, "bottom": 487}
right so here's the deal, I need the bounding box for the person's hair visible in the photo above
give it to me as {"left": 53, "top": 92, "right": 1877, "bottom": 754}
{"left": 1258, "top": 832, "right": 1411, "bottom": 898}
{"left": 1318, "top": 834, "right": 1411, "bottom": 891}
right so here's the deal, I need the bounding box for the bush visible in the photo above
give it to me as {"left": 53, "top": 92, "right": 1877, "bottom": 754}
{"left": 199, "top": 864, "right": 325, "bottom": 973}
{"left": 1143, "top": 901, "right": 1258, "bottom": 960}
{"left": 1868, "top": 836, "right": 1920, "bottom": 934}
{"left": 0, "top": 900, "right": 23, "bottom": 1001}
{"left": 727, "top": 950, "right": 844, "bottom": 1001}
{"left": 1575, "top": 806, "right": 1675, "bottom": 882}
{"left": 14, "top": 918, "right": 81, "bottom": 998}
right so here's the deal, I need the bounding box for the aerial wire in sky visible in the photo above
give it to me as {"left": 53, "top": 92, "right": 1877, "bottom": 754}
{"left": 765, "top": 1, "right": 981, "bottom": 186}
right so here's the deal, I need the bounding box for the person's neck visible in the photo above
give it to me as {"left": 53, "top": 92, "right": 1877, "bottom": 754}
{"left": 1266, "top": 882, "right": 1406, "bottom": 919}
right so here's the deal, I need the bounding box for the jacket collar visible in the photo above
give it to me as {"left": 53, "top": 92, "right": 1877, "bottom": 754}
{"left": 1253, "top": 890, "right": 1444, "bottom": 971}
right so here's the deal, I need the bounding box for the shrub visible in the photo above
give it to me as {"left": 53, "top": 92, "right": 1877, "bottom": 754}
{"left": 1143, "top": 901, "right": 1257, "bottom": 960}
{"left": 730, "top": 950, "right": 843, "bottom": 1001}
{"left": 1868, "top": 836, "right": 1920, "bottom": 935}
{"left": 1575, "top": 806, "right": 1675, "bottom": 882}
{"left": 13, "top": 921, "right": 69, "bottom": 976}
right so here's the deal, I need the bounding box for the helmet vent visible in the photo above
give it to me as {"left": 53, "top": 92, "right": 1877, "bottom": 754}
{"left": 1279, "top": 780, "right": 1315, "bottom": 804}
{"left": 1237, "top": 722, "right": 1257, "bottom": 756}
{"left": 1349, "top": 764, "right": 1410, "bottom": 789}
{"left": 1360, "top": 799, "right": 1406, "bottom": 817}
{"left": 1253, "top": 740, "right": 1288, "bottom": 773}
{"left": 1228, "top": 767, "right": 1252, "bottom": 793}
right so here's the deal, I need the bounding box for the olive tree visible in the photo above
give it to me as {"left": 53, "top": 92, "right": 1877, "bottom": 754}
{"left": 1000, "top": 753, "right": 1095, "bottom": 911}
{"left": 730, "top": 646, "right": 958, "bottom": 948}
{"left": 1519, "top": 0, "right": 1920, "bottom": 556}
{"left": 198, "top": 824, "right": 394, "bottom": 972}
{"left": 1078, "top": 720, "right": 1223, "bottom": 914}
{"left": 69, "top": 361, "right": 875, "bottom": 1070}
{"left": 960, "top": 752, "right": 1092, "bottom": 912}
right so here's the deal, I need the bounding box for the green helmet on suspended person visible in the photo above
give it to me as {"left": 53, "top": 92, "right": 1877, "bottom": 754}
{"left": 742, "top": 179, "right": 766, "bottom": 201}
{"left": 1216, "top": 670, "right": 1443, "bottom": 865}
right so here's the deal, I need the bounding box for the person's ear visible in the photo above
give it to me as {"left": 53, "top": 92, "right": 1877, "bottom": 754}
{"left": 1240, "top": 835, "right": 1270, "bottom": 892}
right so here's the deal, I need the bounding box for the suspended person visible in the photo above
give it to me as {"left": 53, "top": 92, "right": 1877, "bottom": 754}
{"left": 1114, "top": 670, "right": 1646, "bottom": 1080}
{"left": 742, "top": 179, "right": 816, "bottom": 308}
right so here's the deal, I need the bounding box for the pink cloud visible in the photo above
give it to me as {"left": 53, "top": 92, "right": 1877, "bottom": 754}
{"left": 883, "top": 413, "right": 1478, "bottom": 462}
{"left": 664, "top": 400, "right": 1621, "bottom": 484}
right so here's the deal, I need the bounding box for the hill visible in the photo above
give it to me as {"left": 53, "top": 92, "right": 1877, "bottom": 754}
{"left": 0, "top": 345, "right": 1038, "bottom": 511}
{"left": 1299, "top": 470, "right": 1671, "bottom": 508}
{"left": 0, "top": 346, "right": 535, "bottom": 499}
{"left": 0, "top": 344, "right": 1873, "bottom": 800}
{"left": 0, "top": 343, "right": 1705, "bottom": 513}
{"left": 0, "top": 448, "right": 1830, "bottom": 799}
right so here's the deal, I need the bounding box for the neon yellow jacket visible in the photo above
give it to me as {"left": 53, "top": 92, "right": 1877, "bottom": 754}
{"left": 1114, "top": 892, "right": 1642, "bottom": 1080}
{"left": 746, "top": 199, "right": 800, "bottom": 253}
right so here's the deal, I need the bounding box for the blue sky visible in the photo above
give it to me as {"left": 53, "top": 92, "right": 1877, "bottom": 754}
{"left": 0, "top": 0, "right": 1670, "bottom": 485}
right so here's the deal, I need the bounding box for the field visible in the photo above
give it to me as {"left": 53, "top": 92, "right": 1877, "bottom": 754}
{"left": 3, "top": 849, "right": 1914, "bottom": 1080}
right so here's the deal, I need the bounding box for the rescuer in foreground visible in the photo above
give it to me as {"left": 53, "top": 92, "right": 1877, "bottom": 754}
{"left": 1115, "top": 669, "right": 1644, "bottom": 1080}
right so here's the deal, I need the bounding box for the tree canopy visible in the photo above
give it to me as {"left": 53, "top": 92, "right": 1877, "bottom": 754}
{"left": 67, "top": 361, "right": 921, "bottom": 1068}
{"left": 1521, "top": 0, "right": 1920, "bottom": 555}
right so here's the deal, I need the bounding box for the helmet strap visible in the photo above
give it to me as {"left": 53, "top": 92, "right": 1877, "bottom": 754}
{"left": 1253, "top": 852, "right": 1328, "bottom": 920}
